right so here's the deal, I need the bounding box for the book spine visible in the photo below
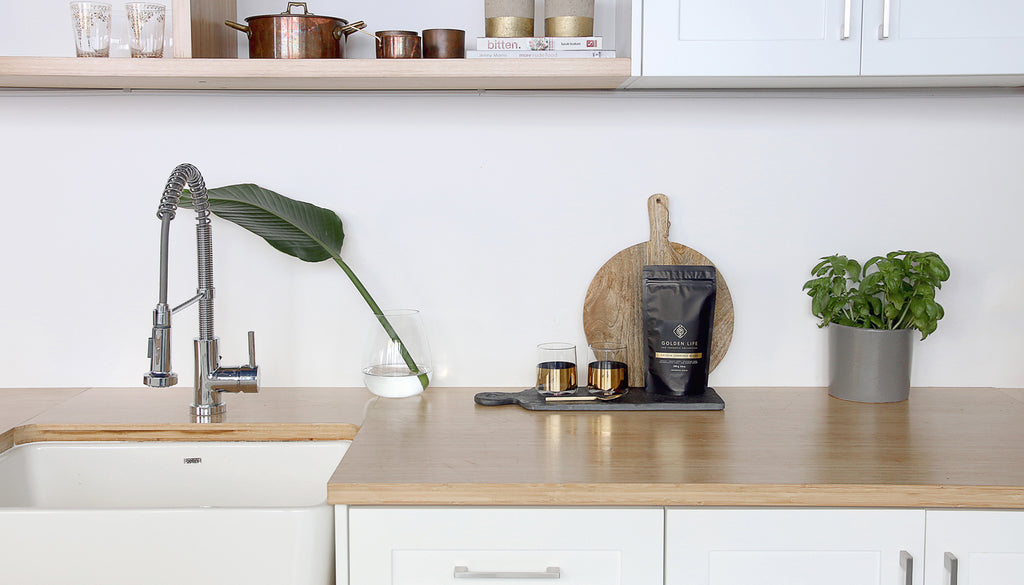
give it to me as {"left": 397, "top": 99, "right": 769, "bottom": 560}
{"left": 466, "top": 50, "right": 617, "bottom": 59}
{"left": 475, "top": 37, "right": 604, "bottom": 51}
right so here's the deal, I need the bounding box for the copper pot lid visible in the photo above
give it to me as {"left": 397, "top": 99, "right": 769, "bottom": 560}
{"left": 244, "top": 1, "right": 349, "bottom": 25}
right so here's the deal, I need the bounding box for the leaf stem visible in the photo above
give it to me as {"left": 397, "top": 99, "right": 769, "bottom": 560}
{"left": 893, "top": 298, "right": 912, "bottom": 330}
{"left": 331, "top": 254, "right": 429, "bottom": 390}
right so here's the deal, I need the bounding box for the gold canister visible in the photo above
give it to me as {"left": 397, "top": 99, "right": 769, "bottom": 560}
{"left": 544, "top": 0, "right": 594, "bottom": 37}
{"left": 544, "top": 16, "right": 593, "bottom": 37}
{"left": 485, "top": 0, "right": 534, "bottom": 37}
{"left": 485, "top": 16, "right": 533, "bottom": 37}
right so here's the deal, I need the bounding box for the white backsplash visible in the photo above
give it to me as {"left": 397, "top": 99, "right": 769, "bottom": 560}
{"left": 0, "top": 89, "right": 1021, "bottom": 389}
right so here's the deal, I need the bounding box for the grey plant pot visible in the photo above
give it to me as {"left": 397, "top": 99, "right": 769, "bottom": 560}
{"left": 828, "top": 324, "right": 914, "bottom": 403}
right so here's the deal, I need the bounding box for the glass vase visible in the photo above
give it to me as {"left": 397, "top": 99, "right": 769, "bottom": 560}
{"left": 362, "top": 309, "right": 432, "bottom": 398}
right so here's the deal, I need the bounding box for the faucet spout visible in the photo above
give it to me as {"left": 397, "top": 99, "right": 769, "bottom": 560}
{"left": 143, "top": 163, "right": 259, "bottom": 421}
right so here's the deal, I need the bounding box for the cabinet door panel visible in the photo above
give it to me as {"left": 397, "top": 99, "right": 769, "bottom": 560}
{"left": 862, "top": 0, "right": 1024, "bottom": 74}
{"left": 970, "top": 553, "right": 1024, "bottom": 585}
{"left": 677, "top": 0, "right": 828, "bottom": 41}
{"left": 666, "top": 508, "right": 925, "bottom": 585}
{"left": 709, "top": 551, "right": 881, "bottom": 585}
{"left": 642, "top": 0, "right": 862, "bottom": 77}
{"left": 925, "top": 511, "right": 1024, "bottom": 585}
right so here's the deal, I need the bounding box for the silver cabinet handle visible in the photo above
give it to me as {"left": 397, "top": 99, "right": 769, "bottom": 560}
{"left": 879, "top": 0, "right": 891, "bottom": 39}
{"left": 841, "top": 0, "right": 852, "bottom": 39}
{"left": 945, "top": 552, "right": 959, "bottom": 585}
{"left": 900, "top": 551, "right": 913, "bottom": 585}
{"left": 454, "top": 566, "right": 561, "bottom": 579}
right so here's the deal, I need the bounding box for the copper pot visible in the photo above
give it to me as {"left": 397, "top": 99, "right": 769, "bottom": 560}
{"left": 375, "top": 30, "right": 422, "bottom": 59}
{"left": 225, "top": 2, "right": 366, "bottom": 59}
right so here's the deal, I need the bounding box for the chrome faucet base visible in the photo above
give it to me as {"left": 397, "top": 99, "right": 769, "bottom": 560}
{"left": 191, "top": 402, "right": 227, "bottom": 423}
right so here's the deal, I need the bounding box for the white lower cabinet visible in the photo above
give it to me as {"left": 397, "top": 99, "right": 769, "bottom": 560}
{"left": 665, "top": 508, "right": 925, "bottom": 585}
{"left": 925, "top": 511, "right": 1024, "bottom": 585}
{"left": 339, "top": 507, "right": 1024, "bottom": 585}
{"left": 345, "top": 507, "right": 664, "bottom": 585}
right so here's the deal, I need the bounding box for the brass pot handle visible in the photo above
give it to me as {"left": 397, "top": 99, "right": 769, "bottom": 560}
{"left": 284, "top": 2, "right": 310, "bottom": 15}
{"left": 224, "top": 20, "right": 251, "bottom": 37}
{"left": 336, "top": 20, "right": 378, "bottom": 42}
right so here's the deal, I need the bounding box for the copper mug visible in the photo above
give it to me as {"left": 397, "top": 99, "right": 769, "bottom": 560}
{"left": 422, "top": 29, "right": 465, "bottom": 58}
{"left": 375, "top": 30, "right": 422, "bottom": 58}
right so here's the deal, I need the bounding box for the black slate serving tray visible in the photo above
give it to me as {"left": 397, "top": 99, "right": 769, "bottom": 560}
{"left": 474, "top": 387, "right": 724, "bottom": 411}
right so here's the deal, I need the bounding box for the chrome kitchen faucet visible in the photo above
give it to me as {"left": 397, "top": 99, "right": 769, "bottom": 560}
{"left": 143, "top": 163, "right": 259, "bottom": 422}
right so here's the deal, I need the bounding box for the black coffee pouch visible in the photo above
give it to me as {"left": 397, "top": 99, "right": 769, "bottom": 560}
{"left": 642, "top": 265, "right": 717, "bottom": 396}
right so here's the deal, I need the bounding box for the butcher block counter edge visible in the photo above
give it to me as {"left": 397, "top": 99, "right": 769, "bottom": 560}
{"left": 326, "top": 482, "right": 1024, "bottom": 508}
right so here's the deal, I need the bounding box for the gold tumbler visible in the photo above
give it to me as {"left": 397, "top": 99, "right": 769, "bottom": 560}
{"left": 536, "top": 342, "right": 577, "bottom": 396}
{"left": 587, "top": 342, "right": 627, "bottom": 395}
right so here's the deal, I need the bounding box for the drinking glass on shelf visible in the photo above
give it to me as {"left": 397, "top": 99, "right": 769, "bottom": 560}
{"left": 126, "top": 2, "right": 165, "bottom": 58}
{"left": 70, "top": 2, "right": 112, "bottom": 57}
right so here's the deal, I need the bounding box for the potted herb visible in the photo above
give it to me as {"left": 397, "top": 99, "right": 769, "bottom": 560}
{"left": 803, "top": 251, "right": 950, "bottom": 402}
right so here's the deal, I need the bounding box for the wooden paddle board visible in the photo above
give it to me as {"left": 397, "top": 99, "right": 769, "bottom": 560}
{"left": 582, "top": 194, "right": 734, "bottom": 388}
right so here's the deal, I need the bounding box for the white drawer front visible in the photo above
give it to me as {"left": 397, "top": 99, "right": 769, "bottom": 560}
{"left": 394, "top": 550, "right": 620, "bottom": 584}
{"left": 348, "top": 507, "right": 663, "bottom": 585}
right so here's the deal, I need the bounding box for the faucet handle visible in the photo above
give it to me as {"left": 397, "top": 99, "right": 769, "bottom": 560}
{"left": 229, "top": 330, "right": 259, "bottom": 393}
{"left": 206, "top": 332, "right": 259, "bottom": 394}
{"left": 247, "top": 330, "right": 256, "bottom": 369}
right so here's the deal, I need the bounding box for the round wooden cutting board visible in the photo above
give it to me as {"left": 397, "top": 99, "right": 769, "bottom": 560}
{"left": 582, "top": 194, "right": 734, "bottom": 388}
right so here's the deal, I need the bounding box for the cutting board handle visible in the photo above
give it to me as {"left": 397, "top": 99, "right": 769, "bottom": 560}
{"left": 647, "top": 193, "right": 674, "bottom": 265}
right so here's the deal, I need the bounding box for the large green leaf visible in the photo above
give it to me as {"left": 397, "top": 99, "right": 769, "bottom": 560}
{"left": 181, "top": 183, "right": 344, "bottom": 263}
{"left": 179, "top": 183, "right": 428, "bottom": 390}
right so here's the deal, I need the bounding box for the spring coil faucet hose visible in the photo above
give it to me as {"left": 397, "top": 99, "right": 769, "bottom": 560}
{"left": 145, "top": 164, "right": 259, "bottom": 421}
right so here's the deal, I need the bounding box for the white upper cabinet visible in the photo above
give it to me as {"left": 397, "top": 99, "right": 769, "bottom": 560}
{"left": 634, "top": 0, "right": 1024, "bottom": 84}
{"left": 641, "top": 0, "right": 862, "bottom": 77}
{"left": 860, "top": 0, "right": 1024, "bottom": 75}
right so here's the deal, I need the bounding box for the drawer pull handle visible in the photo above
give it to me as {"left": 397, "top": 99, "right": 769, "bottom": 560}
{"left": 945, "top": 552, "right": 959, "bottom": 585}
{"left": 900, "top": 550, "right": 913, "bottom": 585}
{"left": 454, "top": 566, "right": 561, "bottom": 579}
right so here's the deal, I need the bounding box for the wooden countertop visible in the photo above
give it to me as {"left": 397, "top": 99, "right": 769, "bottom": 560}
{"left": 328, "top": 387, "right": 1024, "bottom": 508}
{"left": 2, "top": 386, "right": 1023, "bottom": 508}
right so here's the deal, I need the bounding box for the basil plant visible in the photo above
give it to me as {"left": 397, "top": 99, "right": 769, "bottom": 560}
{"left": 803, "top": 250, "right": 950, "bottom": 340}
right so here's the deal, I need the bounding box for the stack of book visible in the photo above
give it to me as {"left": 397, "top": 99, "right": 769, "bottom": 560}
{"left": 467, "top": 37, "right": 615, "bottom": 59}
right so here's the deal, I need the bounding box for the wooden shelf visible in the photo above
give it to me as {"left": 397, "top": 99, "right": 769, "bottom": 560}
{"left": 0, "top": 56, "right": 631, "bottom": 90}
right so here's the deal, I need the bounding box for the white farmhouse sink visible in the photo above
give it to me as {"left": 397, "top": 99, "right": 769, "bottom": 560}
{"left": 0, "top": 440, "right": 349, "bottom": 585}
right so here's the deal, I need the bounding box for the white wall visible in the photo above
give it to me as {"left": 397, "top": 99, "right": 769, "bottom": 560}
{"left": 0, "top": 88, "right": 1021, "bottom": 389}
